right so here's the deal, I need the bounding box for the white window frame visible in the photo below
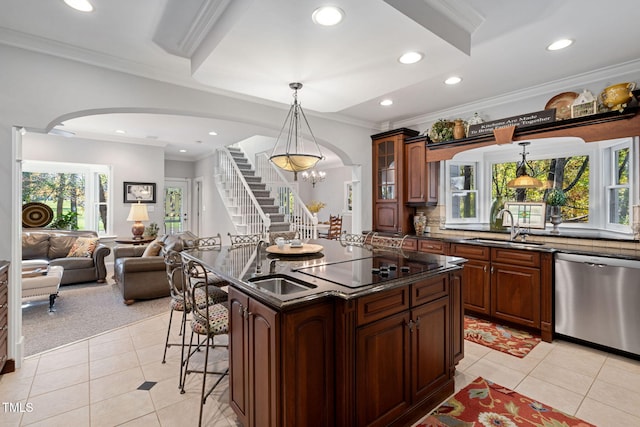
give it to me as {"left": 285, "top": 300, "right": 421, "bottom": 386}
{"left": 603, "top": 138, "right": 636, "bottom": 233}
{"left": 22, "top": 160, "right": 112, "bottom": 235}
{"left": 443, "top": 137, "right": 636, "bottom": 237}
{"left": 445, "top": 161, "right": 481, "bottom": 224}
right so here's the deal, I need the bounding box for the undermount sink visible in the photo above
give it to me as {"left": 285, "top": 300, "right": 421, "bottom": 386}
{"left": 465, "top": 238, "right": 545, "bottom": 247}
{"left": 248, "top": 274, "right": 317, "bottom": 295}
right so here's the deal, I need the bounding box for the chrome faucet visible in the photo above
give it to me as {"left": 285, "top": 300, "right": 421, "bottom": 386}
{"left": 255, "top": 239, "right": 269, "bottom": 275}
{"left": 497, "top": 209, "right": 522, "bottom": 241}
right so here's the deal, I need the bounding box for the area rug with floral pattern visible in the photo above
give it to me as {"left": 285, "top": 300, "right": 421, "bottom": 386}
{"left": 416, "top": 376, "right": 595, "bottom": 427}
{"left": 464, "top": 315, "right": 541, "bottom": 358}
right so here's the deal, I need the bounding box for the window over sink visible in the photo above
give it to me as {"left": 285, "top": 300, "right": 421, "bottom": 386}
{"left": 444, "top": 136, "right": 637, "bottom": 236}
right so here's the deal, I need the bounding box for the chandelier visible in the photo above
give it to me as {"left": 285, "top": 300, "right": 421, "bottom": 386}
{"left": 301, "top": 170, "right": 326, "bottom": 187}
{"left": 269, "top": 82, "right": 324, "bottom": 173}
{"left": 507, "top": 142, "right": 543, "bottom": 189}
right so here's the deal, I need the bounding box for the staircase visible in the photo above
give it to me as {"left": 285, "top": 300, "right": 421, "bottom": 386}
{"left": 226, "top": 147, "right": 291, "bottom": 232}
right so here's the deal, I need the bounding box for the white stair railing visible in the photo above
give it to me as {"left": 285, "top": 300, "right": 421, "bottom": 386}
{"left": 215, "top": 148, "right": 271, "bottom": 235}
{"left": 255, "top": 153, "right": 318, "bottom": 240}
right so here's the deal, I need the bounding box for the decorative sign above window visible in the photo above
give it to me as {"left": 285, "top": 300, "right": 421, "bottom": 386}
{"left": 467, "top": 110, "right": 556, "bottom": 137}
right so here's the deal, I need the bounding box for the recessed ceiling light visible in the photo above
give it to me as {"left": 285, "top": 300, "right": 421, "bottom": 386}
{"left": 547, "top": 39, "right": 573, "bottom": 51}
{"left": 208, "top": 131, "right": 218, "bottom": 136}
{"left": 115, "top": 129, "right": 126, "bottom": 134}
{"left": 312, "top": 6, "right": 344, "bottom": 26}
{"left": 398, "top": 52, "right": 423, "bottom": 65}
{"left": 444, "top": 76, "right": 462, "bottom": 85}
{"left": 380, "top": 99, "right": 393, "bottom": 106}
{"left": 179, "top": 149, "right": 187, "bottom": 153}
{"left": 63, "top": 0, "right": 94, "bottom": 12}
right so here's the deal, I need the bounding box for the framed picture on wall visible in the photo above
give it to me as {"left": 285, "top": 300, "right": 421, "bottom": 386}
{"left": 344, "top": 181, "right": 353, "bottom": 213}
{"left": 123, "top": 182, "right": 156, "bottom": 203}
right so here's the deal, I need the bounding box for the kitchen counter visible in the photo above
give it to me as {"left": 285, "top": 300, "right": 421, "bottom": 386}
{"left": 182, "top": 238, "right": 464, "bottom": 310}
{"left": 370, "top": 230, "right": 640, "bottom": 261}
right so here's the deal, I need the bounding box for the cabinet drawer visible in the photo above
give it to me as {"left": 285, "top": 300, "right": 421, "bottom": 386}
{"left": 0, "top": 282, "right": 7, "bottom": 310}
{"left": 402, "top": 238, "right": 417, "bottom": 251}
{"left": 491, "top": 248, "right": 540, "bottom": 267}
{"left": 411, "top": 275, "right": 448, "bottom": 307}
{"left": 418, "top": 239, "right": 445, "bottom": 254}
{"left": 357, "top": 286, "right": 409, "bottom": 326}
{"left": 449, "top": 243, "right": 490, "bottom": 260}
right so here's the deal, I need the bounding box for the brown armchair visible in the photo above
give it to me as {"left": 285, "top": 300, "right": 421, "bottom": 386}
{"left": 113, "top": 232, "right": 196, "bottom": 304}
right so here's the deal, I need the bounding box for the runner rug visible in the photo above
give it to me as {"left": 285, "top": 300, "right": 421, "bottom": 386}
{"left": 464, "top": 315, "right": 541, "bottom": 358}
{"left": 416, "top": 376, "right": 595, "bottom": 427}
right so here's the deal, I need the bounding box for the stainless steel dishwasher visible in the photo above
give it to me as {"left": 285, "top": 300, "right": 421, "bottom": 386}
{"left": 555, "top": 253, "right": 640, "bottom": 356}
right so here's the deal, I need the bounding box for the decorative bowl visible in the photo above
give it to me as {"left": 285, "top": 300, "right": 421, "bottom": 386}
{"left": 600, "top": 82, "right": 636, "bottom": 112}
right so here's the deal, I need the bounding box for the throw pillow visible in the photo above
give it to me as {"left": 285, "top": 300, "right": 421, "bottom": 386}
{"left": 141, "top": 239, "right": 164, "bottom": 257}
{"left": 67, "top": 237, "right": 98, "bottom": 257}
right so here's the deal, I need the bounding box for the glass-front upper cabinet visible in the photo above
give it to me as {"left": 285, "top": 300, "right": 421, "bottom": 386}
{"left": 377, "top": 140, "right": 396, "bottom": 200}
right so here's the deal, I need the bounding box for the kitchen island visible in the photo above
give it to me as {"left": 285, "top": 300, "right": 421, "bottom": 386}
{"left": 182, "top": 239, "right": 465, "bottom": 427}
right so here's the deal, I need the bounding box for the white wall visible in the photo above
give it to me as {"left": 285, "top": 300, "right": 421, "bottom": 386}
{"left": 22, "top": 133, "right": 166, "bottom": 238}
{"left": 298, "top": 165, "right": 353, "bottom": 232}
{"left": 165, "top": 159, "right": 196, "bottom": 179}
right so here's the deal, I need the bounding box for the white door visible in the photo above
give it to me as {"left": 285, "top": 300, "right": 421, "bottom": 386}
{"left": 164, "top": 179, "right": 190, "bottom": 234}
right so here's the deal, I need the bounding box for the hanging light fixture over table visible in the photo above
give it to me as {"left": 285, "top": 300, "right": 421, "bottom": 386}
{"left": 270, "top": 82, "right": 324, "bottom": 174}
{"left": 507, "top": 142, "right": 543, "bottom": 189}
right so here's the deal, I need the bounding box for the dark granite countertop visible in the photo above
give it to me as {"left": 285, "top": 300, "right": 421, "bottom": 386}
{"left": 181, "top": 239, "right": 463, "bottom": 310}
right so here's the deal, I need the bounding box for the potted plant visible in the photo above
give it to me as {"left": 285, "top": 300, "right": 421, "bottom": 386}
{"left": 428, "top": 119, "right": 455, "bottom": 143}
{"left": 145, "top": 222, "right": 160, "bottom": 238}
{"left": 545, "top": 187, "right": 566, "bottom": 234}
{"left": 49, "top": 211, "right": 79, "bottom": 230}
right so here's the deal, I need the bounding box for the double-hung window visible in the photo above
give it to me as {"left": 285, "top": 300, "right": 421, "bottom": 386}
{"left": 447, "top": 162, "right": 479, "bottom": 223}
{"left": 605, "top": 139, "right": 633, "bottom": 232}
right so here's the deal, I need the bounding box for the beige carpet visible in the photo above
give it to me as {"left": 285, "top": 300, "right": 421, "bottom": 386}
{"left": 21, "top": 270, "right": 170, "bottom": 356}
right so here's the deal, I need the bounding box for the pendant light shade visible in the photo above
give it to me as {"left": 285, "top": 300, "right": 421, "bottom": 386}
{"left": 507, "top": 142, "right": 543, "bottom": 189}
{"left": 270, "top": 82, "right": 324, "bottom": 173}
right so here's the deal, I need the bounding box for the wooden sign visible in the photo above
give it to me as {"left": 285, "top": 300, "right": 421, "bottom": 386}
{"left": 467, "top": 109, "right": 556, "bottom": 137}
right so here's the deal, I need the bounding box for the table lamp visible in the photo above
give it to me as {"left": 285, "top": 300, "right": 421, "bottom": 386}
{"left": 127, "top": 201, "right": 149, "bottom": 239}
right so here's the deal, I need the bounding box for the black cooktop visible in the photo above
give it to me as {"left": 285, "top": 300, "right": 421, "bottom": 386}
{"left": 294, "top": 255, "right": 441, "bottom": 288}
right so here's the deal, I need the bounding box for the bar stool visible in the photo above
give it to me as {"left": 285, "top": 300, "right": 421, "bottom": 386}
{"left": 181, "top": 257, "right": 230, "bottom": 427}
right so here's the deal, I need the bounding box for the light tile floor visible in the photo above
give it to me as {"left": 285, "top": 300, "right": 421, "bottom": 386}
{"left": 2, "top": 311, "right": 639, "bottom": 426}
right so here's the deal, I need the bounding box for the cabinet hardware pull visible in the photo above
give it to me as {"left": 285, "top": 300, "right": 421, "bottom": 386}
{"left": 406, "top": 320, "right": 414, "bottom": 332}
{"left": 414, "top": 317, "right": 421, "bottom": 330}
{"left": 483, "top": 265, "right": 487, "bottom": 273}
{"left": 491, "top": 266, "right": 494, "bottom": 274}
{"left": 0, "top": 304, "right": 4, "bottom": 309}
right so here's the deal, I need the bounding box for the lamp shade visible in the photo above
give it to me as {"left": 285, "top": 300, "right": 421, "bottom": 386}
{"left": 127, "top": 203, "right": 149, "bottom": 221}
{"left": 507, "top": 174, "right": 543, "bottom": 189}
{"left": 269, "top": 82, "right": 324, "bottom": 173}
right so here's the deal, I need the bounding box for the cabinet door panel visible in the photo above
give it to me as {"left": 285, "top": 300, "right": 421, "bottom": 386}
{"left": 491, "top": 263, "right": 540, "bottom": 328}
{"left": 374, "top": 203, "right": 398, "bottom": 232}
{"left": 283, "top": 303, "right": 335, "bottom": 427}
{"left": 462, "top": 260, "right": 491, "bottom": 315}
{"left": 412, "top": 297, "right": 450, "bottom": 401}
{"left": 228, "top": 289, "right": 249, "bottom": 426}
{"left": 450, "top": 270, "right": 464, "bottom": 365}
{"left": 249, "top": 298, "right": 279, "bottom": 427}
{"left": 406, "top": 142, "right": 426, "bottom": 203}
{"left": 356, "top": 312, "right": 411, "bottom": 427}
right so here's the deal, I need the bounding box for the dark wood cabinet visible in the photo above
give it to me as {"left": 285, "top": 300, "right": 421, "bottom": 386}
{"left": 0, "top": 262, "right": 10, "bottom": 375}
{"left": 354, "top": 276, "right": 452, "bottom": 427}
{"left": 405, "top": 138, "right": 439, "bottom": 206}
{"left": 448, "top": 243, "right": 552, "bottom": 341}
{"left": 372, "top": 128, "right": 419, "bottom": 233}
{"left": 450, "top": 243, "right": 491, "bottom": 315}
{"left": 229, "top": 287, "right": 334, "bottom": 427}
{"left": 229, "top": 288, "right": 279, "bottom": 427}
{"left": 449, "top": 269, "right": 464, "bottom": 365}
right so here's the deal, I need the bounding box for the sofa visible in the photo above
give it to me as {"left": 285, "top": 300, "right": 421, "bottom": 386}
{"left": 21, "top": 229, "right": 111, "bottom": 285}
{"left": 113, "top": 231, "right": 197, "bottom": 304}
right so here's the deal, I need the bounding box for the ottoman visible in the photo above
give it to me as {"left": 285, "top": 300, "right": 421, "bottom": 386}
{"left": 22, "top": 265, "right": 64, "bottom": 312}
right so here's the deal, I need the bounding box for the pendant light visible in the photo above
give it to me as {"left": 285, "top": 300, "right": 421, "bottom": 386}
{"left": 269, "top": 82, "right": 324, "bottom": 173}
{"left": 507, "top": 142, "right": 543, "bottom": 189}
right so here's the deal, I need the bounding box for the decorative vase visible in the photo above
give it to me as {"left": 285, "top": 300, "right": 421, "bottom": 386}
{"left": 453, "top": 119, "right": 466, "bottom": 139}
{"left": 413, "top": 212, "right": 426, "bottom": 235}
{"left": 550, "top": 206, "right": 562, "bottom": 234}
